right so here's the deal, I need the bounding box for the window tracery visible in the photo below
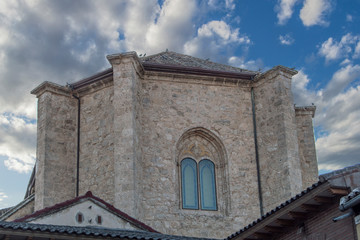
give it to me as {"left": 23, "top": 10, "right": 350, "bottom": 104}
{"left": 176, "top": 127, "right": 229, "bottom": 213}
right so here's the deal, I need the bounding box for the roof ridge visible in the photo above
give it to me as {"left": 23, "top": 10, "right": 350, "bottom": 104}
{"left": 141, "top": 51, "right": 256, "bottom": 74}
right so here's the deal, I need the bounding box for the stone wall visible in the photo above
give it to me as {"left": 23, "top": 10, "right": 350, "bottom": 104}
{"left": 138, "top": 71, "right": 260, "bottom": 238}
{"left": 295, "top": 106, "right": 318, "bottom": 189}
{"left": 32, "top": 83, "right": 77, "bottom": 210}
{"left": 30, "top": 54, "right": 318, "bottom": 239}
{"left": 78, "top": 85, "right": 115, "bottom": 204}
{"left": 5, "top": 200, "right": 34, "bottom": 222}
{"left": 253, "top": 66, "right": 303, "bottom": 213}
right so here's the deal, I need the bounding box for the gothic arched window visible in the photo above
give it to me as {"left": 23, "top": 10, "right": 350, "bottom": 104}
{"left": 181, "top": 158, "right": 217, "bottom": 210}
{"left": 199, "top": 159, "right": 217, "bottom": 210}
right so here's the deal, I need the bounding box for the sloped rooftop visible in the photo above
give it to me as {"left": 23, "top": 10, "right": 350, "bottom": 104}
{"left": 141, "top": 51, "right": 255, "bottom": 74}
{"left": 0, "top": 221, "right": 213, "bottom": 240}
{"left": 69, "top": 51, "right": 257, "bottom": 90}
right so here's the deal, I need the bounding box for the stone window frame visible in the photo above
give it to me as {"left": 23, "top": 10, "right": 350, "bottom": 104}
{"left": 176, "top": 127, "right": 230, "bottom": 215}
{"left": 181, "top": 157, "right": 217, "bottom": 210}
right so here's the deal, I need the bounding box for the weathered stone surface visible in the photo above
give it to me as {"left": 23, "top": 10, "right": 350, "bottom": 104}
{"left": 253, "top": 66, "right": 303, "bottom": 213}
{"left": 30, "top": 54, "right": 318, "bottom": 239}
{"left": 79, "top": 86, "right": 115, "bottom": 204}
{"left": 33, "top": 88, "right": 77, "bottom": 211}
{"left": 295, "top": 106, "right": 318, "bottom": 189}
{"left": 4, "top": 200, "right": 34, "bottom": 222}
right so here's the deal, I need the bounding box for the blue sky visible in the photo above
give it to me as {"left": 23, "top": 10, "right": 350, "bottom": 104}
{"left": 0, "top": 0, "right": 360, "bottom": 209}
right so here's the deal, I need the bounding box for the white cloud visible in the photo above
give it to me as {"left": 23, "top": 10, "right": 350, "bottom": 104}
{"left": 208, "top": 0, "right": 235, "bottom": 10}
{"left": 144, "top": 0, "right": 197, "bottom": 54}
{"left": 0, "top": 113, "right": 36, "bottom": 173}
{"left": 318, "top": 33, "right": 360, "bottom": 62}
{"left": 346, "top": 14, "right": 353, "bottom": 22}
{"left": 228, "top": 56, "right": 263, "bottom": 71}
{"left": 340, "top": 59, "right": 351, "bottom": 66}
{"left": 354, "top": 42, "right": 360, "bottom": 59}
{"left": 323, "top": 64, "right": 360, "bottom": 101}
{"left": 184, "top": 20, "right": 250, "bottom": 60}
{"left": 292, "top": 70, "right": 319, "bottom": 105}
{"left": 0, "top": 191, "right": 8, "bottom": 202}
{"left": 300, "top": 0, "right": 332, "bottom": 27}
{"left": 292, "top": 67, "right": 360, "bottom": 172}
{"left": 279, "top": 34, "right": 295, "bottom": 45}
{"left": 0, "top": 191, "right": 9, "bottom": 209}
{"left": 225, "top": 0, "right": 236, "bottom": 10}
{"left": 275, "top": 0, "right": 299, "bottom": 25}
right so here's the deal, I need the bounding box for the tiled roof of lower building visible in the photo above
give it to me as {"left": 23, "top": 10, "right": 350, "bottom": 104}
{"left": 0, "top": 221, "right": 214, "bottom": 240}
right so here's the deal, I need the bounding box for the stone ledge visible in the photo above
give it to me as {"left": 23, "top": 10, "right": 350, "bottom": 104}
{"left": 295, "top": 105, "right": 316, "bottom": 118}
{"left": 253, "top": 65, "right": 298, "bottom": 86}
{"left": 145, "top": 71, "right": 253, "bottom": 87}
{"left": 31, "top": 81, "right": 71, "bottom": 98}
{"left": 107, "top": 51, "right": 145, "bottom": 77}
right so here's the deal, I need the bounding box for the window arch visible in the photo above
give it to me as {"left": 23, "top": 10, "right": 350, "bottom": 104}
{"left": 181, "top": 158, "right": 217, "bottom": 210}
{"left": 199, "top": 159, "right": 216, "bottom": 210}
{"left": 181, "top": 158, "right": 198, "bottom": 209}
{"left": 176, "top": 127, "right": 229, "bottom": 214}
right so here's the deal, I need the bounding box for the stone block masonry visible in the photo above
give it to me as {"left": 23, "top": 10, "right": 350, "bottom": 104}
{"left": 30, "top": 51, "right": 318, "bottom": 238}
{"left": 31, "top": 82, "right": 77, "bottom": 211}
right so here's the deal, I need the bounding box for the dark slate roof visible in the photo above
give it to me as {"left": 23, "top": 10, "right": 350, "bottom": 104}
{"left": 69, "top": 51, "right": 257, "bottom": 90}
{"left": 0, "top": 221, "right": 214, "bottom": 240}
{"left": 141, "top": 51, "right": 256, "bottom": 74}
{"left": 14, "top": 191, "right": 158, "bottom": 233}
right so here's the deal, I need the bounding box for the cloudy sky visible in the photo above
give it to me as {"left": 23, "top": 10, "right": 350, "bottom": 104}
{"left": 0, "top": 0, "right": 359, "bottom": 208}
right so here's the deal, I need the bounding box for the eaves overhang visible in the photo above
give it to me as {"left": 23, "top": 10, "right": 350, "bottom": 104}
{"left": 227, "top": 181, "right": 349, "bottom": 240}
{"left": 69, "top": 68, "right": 113, "bottom": 90}
{"left": 68, "top": 62, "right": 257, "bottom": 92}
{"left": 142, "top": 63, "right": 257, "bottom": 80}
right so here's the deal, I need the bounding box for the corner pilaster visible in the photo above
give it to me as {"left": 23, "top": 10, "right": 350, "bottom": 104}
{"left": 295, "top": 106, "right": 318, "bottom": 189}
{"left": 31, "top": 82, "right": 77, "bottom": 210}
{"left": 107, "top": 52, "right": 144, "bottom": 217}
{"left": 253, "top": 66, "right": 302, "bottom": 212}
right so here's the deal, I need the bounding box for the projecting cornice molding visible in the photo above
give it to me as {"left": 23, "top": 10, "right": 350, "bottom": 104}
{"left": 253, "top": 65, "right": 298, "bottom": 86}
{"left": 106, "top": 51, "right": 145, "bottom": 78}
{"left": 31, "top": 81, "right": 71, "bottom": 98}
{"left": 295, "top": 105, "right": 316, "bottom": 118}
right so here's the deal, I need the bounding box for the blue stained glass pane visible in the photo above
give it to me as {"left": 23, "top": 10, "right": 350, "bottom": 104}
{"left": 181, "top": 158, "right": 198, "bottom": 209}
{"left": 199, "top": 160, "right": 217, "bottom": 210}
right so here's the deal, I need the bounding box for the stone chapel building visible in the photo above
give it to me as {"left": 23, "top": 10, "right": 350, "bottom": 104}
{"left": 1, "top": 51, "right": 318, "bottom": 238}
